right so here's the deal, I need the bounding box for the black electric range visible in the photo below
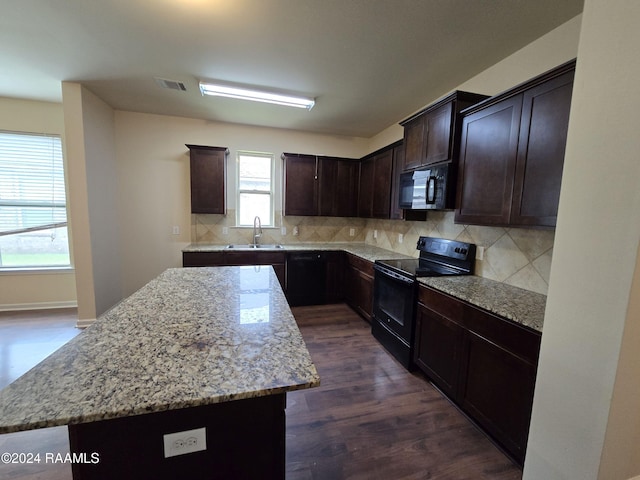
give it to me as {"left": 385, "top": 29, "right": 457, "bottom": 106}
{"left": 371, "top": 237, "right": 476, "bottom": 369}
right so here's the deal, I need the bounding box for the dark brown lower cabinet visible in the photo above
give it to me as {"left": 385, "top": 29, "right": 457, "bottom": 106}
{"left": 460, "top": 331, "right": 538, "bottom": 465}
{"left": 183, "top": 251, "right": 286, "bottom": 289}
{"left": 344, "top": 253, "right": 374, "bottom": 321}
{"left": 69, "top": 394, "right": 285, "bottom": 480}
{"left": 414, "top": 305, "right": 465, "bottom": 400}
{"left": 183, "top": 250, "right": 346, "bottom": 306}
{"left": 325, "top": 251, "right": 345, "bottom": 304}
{"left": 414, "top": 284, "right": 541, "bottom": 466}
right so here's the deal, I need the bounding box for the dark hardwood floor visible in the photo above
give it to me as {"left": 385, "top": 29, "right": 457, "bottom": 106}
{"left": 0, "top": 305, "right": 521, "bottom": 479}
{"left": 287, "top": 304, "right": 521, "bottom": 480}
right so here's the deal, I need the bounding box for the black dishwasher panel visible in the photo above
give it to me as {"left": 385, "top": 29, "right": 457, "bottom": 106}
{"left": 286, "top": 252, "right": 327, "bottom": 306}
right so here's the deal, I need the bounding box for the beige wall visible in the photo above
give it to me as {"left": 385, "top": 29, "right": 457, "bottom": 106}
{"left": 598, "top": 243, "right": 640, "bottom": 478}
{"left": 524, "top": 1, "right": 640, "bottom": 478}
{"left": 114, "top": 112, "right": 369, "bottom": 296}
{"left": 63, "top": 84, "right": 122, "bottom": 324}
{"left": 366, "top": 15, "right": 582, "bottom": 154}
{"left": 0, "top": 97, "right": 77, "bottom": 310}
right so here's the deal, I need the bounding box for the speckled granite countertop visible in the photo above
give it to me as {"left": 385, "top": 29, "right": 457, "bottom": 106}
{"left": 0, "top": 267, "right": 320, "bottom": 434}
{"left": 418, "top": 276, "right": 546, "bottom": 332}
{"left": 185, "top": 243, "right": 546, "bottom": 331}
{"left": 183, "top": 242, "right": 413, "bottom": 263}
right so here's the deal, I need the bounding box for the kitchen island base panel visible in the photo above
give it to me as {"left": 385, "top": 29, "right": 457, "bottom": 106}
{"left": 68, "top": 393, "right": 286, "bottom": 480}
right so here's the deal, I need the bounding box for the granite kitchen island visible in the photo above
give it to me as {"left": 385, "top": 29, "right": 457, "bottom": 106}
{"left": 0, "top": 266, "right": 320, "bottom": 479}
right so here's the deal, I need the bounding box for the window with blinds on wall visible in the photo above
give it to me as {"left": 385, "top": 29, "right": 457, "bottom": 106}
{"left": 0, "top": 130, "right": 71, "bottom": 269}
{"left": 237, "top": 151, "right": 274, "bottom": 227}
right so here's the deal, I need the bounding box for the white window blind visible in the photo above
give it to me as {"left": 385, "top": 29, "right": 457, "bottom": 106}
{"left": 0, "top": 130, "right": 70, "bottom": 268}
{"left": 237, "top": 152, "right": 274, "bottom": 226}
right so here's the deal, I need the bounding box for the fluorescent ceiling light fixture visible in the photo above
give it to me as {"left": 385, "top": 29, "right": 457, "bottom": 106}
{"left": 199, "top": 82, "right": 315, "bottom": 110}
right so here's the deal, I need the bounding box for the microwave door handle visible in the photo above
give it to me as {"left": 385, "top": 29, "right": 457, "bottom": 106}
{"left": 426, "top": 176, "right": 436, "bottom": 203}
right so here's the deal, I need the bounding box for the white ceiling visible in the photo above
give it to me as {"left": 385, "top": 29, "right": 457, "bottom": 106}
{"left": 0, "top": 0, "right": 583, "bottom": 137}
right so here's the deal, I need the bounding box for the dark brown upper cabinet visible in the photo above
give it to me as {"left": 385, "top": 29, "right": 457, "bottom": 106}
{"left": 186, "top": 144, "right": 228, "bottom": 214}
{"left": 283, "top": 153, "right": 359, "bottom": 217}
{"left": 389, "top": 142, "right": 405, "bottom": 220}
{"left": 319, "top": 157, "right": 360, "bottom": 217}
{"left": 400, "top": 91, "right": 489, "bottom": 172}
{"left": 455, "top": 60, "right": 575, "bottom": 227}
{"left": 358, "top": 147, "right": 394, "bottom": 218}
{"left": 283, "top": 153, "right": 317, "bottom": 216}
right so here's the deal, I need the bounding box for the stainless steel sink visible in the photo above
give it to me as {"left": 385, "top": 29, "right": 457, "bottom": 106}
{"left": 225, "top": 244, "right": 284, "bottom": 249}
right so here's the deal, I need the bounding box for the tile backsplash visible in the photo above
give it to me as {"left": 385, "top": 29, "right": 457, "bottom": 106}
{"left": 364, "top": 211, "right": 554, "bottom": 295}
{"left": 192, "top": 211, "right": 367, "bottom": 246}
{"left": 193, "top": 210, "right": 553, "bottom": 295}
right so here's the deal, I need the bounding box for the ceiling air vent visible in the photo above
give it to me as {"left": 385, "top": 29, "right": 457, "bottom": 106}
{"left": 154, "top": 77, "right": 187, "bottom": 91}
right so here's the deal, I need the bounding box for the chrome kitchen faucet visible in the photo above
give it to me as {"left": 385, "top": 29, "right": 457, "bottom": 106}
{"left": 253, "top": 216, "right": 262, "bottom": 247}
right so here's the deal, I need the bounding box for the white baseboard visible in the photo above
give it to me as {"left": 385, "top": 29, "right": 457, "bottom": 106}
{"left": 75, "top": 318, "right": 95, "bottom": 329}
{"left": 0, "top": 301, "right": 78, "bottom": 312}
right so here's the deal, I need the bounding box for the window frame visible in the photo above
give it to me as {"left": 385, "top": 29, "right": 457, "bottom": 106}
{"left": 235, "top": 151, "right": 275, "bottom": 227}
{"left": 0, "top": 130, "right": 71, "bottom": 271}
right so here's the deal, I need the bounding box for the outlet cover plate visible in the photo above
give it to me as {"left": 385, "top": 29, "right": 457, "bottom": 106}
{"left": 163, "top": 427, "right": 206, "bottom": 458}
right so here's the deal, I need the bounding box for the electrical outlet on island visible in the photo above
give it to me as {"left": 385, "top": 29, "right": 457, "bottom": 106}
{"left": 163, "top": 427, "right": 206, "bottom": 458}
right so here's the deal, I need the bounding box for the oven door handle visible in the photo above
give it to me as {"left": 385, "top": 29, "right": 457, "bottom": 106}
{"left": 374, "top": 264, "right": 415, "bottom": 285}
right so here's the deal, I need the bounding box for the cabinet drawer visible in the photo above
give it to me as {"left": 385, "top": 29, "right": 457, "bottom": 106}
{"left": 224, "top": 251, "right": 286, "bottom": 265}
{"left": 464, "top": 307, "right": 541, "bottom": 365}
{"left": 182, "top": 251, "right": 286, "bottom": 267}
{"left": 183, "top": 251, "right": 226, "bottom": 266}
{"left": 418, "top": 285, "right": 464, "bottom": 321}
{"left": 346, "top": 253, "right": 374, "bottom": 276}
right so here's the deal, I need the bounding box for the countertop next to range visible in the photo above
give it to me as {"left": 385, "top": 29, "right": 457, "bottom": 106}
{"left": 186, "top": 242, "right": 547, "bottom": 333}
{"left": 0, "top": 266, "right": 320, "bottom": 434}
{"left": 419, "top": 276, "right": 546, "bottom": 333}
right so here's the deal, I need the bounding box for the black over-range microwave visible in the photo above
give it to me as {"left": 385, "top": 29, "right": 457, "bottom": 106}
{"left": 398, "top": 163, "right": 455, "bottom": 210}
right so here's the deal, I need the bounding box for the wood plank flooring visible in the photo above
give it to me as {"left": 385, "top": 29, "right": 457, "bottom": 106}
{"left": 0, "top": 305, "right": 522, "bottom": 479}
{"left": 286, "top": 304, "right": 521, "bottom": 480}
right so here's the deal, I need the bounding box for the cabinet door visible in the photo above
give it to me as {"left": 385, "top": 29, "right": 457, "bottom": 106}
{"left": 511, "top": 70, "right": 574, "bottom": 226}
{"left": 325, "top": 251, "right": 345, "bottom": 304}
{"left": 455, "top": 95, "right": 523, "bottom": 225}
{"left": 356, "top": 269, "right": 374, "bottom": 321}
{"left": 321, "top": 158, "right": 358, "bottom": 217}
{"left": 371, "top": 150, "right": 393, "bottom": 218}
{"left": 389, "top": 144, "right": 404, "bottom": 220}
{"left": 402, "top": 115, "right": 425, "bottom": 171}
{"left": 423, "top": 102, "right": 453, "bottom": 165}
{"left": 414, "top": 304, "right": 464, "bottom": 400}
{"left": 318, "top": 157, "right": 338, "bottom": 216}
{"left": 460, "top": 331, "right": 537, "bottom": 465}
{"left": 335, "top": 159, "right": 359, "bottom": 217}
{"left": 357, "top": 157, "right": 375, "bottom": 217}
{"left": 344, "top": 263, "right": 357, "bottom": 308}
{"left": 188, "top": 145, "right": 227, "bottom": 214}
{"left": 283, "top": 154, "right": 318, "bottom": 216}
{"left": 272, "top": 264, "right": 286, "bottom": 290}
{"left": 344, "top": 258, "right": 373, "bottom": 321}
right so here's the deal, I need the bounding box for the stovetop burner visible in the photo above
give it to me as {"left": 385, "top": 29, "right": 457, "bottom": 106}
{"left": 375, "top": 237, "right": 476, "bottom": 278}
